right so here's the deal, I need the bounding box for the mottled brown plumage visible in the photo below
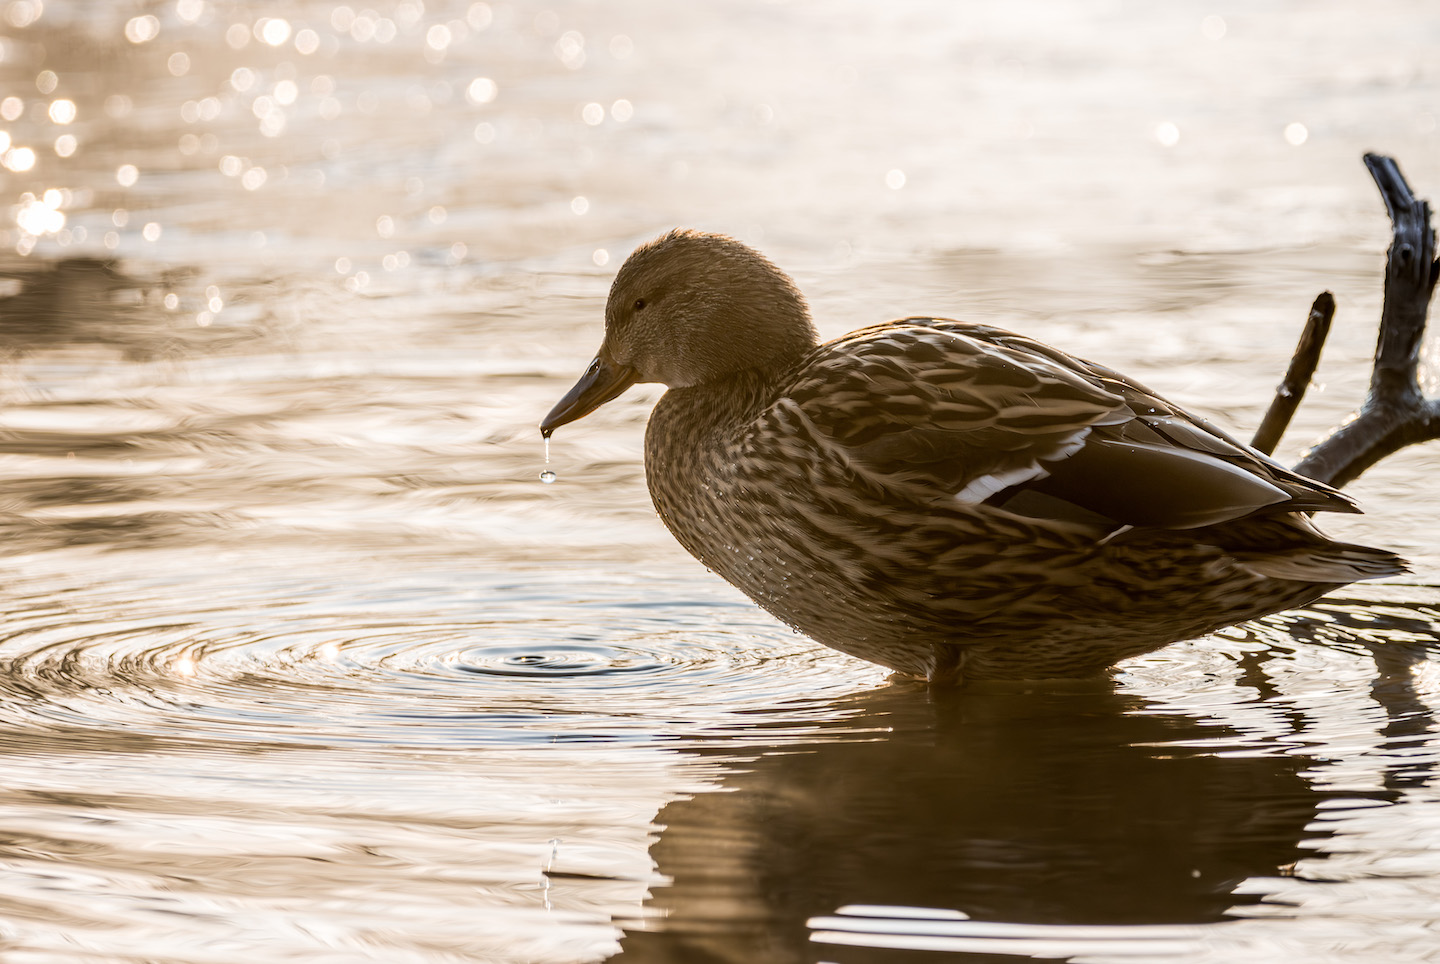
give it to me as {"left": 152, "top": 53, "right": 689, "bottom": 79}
{"left": 542, "top": 229, "right": 1407, "bottom": 682}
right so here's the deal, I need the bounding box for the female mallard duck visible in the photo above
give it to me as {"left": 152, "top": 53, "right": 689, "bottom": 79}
{"left": 541, "top": 229, "right": 1406, "bottom": 682}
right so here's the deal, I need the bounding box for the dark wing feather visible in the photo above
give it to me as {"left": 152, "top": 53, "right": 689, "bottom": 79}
{"left": 788, "top": 320, "right": 1127, "bottom": 502}
{"left": 1029, "top": 351, "right": 1361, "bottom": 520}
{"left": 783, "top": 318, "right": 1356, "bottom": 531}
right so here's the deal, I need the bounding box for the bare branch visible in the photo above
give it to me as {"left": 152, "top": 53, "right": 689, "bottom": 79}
{"left": 1294, "top": 154, "right": 1440, "bottom": 487}
{"left": 1252, "top": 291, "right": 1334, "bottom": 456}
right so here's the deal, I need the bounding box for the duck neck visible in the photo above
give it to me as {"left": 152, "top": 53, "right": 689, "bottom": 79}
{"left": 644, "top": 362, "right": 792, "bottom": 499}
{"left": 653, "top": 362, "right": 788, "bottom": 436}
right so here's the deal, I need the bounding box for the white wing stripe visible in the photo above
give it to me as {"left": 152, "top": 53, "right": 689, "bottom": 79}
{"left": 955, "top": 465, "right": 1050, "bottom": 503}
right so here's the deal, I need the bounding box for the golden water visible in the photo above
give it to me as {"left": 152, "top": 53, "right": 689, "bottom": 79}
{"left": 0, "top": 1, "right": 1436, "bottom": 961}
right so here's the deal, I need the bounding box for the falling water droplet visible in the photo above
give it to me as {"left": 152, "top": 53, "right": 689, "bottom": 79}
{"left": 539, "top": 435, "right": 557, "bottom": 483}
{"left": 542, "top": 838, "right": 560, "bottom": 911}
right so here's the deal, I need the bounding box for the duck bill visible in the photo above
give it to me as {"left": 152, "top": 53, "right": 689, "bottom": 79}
{"left": 540, "top": 356, "right": 639, "bottom": 437}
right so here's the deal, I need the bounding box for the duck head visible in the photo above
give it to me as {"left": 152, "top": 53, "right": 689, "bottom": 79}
{"left": 540, "top": 229, "right": 818, "bottom": 436}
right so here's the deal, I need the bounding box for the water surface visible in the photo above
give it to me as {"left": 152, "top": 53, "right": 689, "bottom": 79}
{"left": 0, "top": 1, "right": 1437, "bottom": 961}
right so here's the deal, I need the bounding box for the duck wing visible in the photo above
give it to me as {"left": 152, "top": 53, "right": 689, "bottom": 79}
{"left": 783, "top": 318, "right": 1356, "bottom": 531}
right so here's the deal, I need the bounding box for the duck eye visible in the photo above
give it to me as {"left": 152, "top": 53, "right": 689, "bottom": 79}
{"left": 633, "top": 298, "right": 647, "bottom": 311}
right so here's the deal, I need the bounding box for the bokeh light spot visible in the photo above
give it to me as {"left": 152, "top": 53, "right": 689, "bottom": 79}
{"left": 885, "top": 169, "right": 906, "bottom": 190}
{"left": 555, "top": 31, "right": 585, "bottom": 70}
{"left": 15, "top": 194, "right": 65, "bottom": 236}
{"left": 258, "top": 18, "right": 290, "bottom": 47}
{"left": 467, "top": 77, "right": 497, "bottom": 105}
{"left": 351, "top": 13, "right": 377, "bottom": 42}
{"left": 1155, "top": 121, "right": 1181, "bottom": 147}
{"left": 1284, "top": 122, "right": 1309, "bottom": 146}
{"left": 177, "top": 0, "right": 205, "bottom": 25}
{"left": 116, "top": 164, "right": 139, "bottom": 187}
{"left": 6, "top": 0, "right": 41, "bottom": 28}
{"left": 125, "top": 15, "right": 160, "bottom": 44}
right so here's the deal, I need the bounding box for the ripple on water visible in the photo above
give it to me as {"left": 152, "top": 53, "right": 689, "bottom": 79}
{"left": 1112, "top": 587, "right": 1440, "bottom": 769}
{"left": 0, "top": 550, "right": 890, "bottom": 753}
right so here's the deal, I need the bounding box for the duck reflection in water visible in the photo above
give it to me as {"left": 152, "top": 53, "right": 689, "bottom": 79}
{"left": 614, "top": 599, "right": 1440, "bottom": 963}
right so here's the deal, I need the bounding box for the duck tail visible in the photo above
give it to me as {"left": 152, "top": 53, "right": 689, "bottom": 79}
{"left": 1236, "top": 541, "right": 1409, "bottom": 583}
